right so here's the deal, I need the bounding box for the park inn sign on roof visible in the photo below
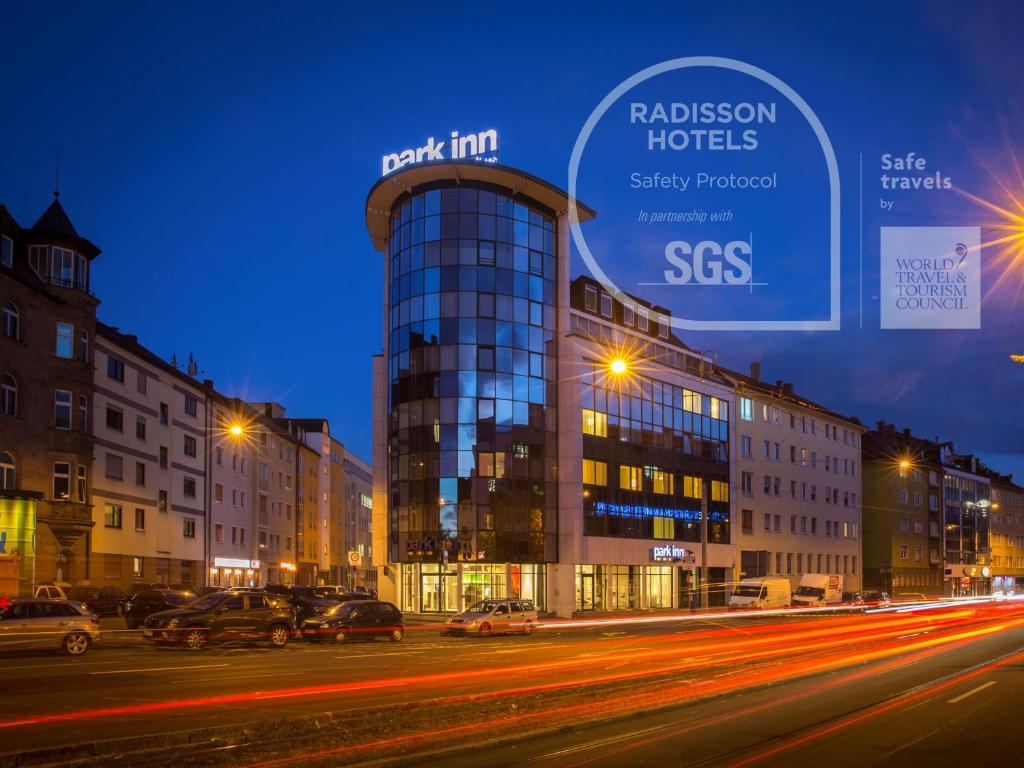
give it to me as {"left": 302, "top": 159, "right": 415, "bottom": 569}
{"left": 381, "top": 129, "right": 499, "bottom": 176}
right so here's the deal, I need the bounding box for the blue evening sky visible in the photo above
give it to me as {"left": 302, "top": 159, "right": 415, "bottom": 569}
{"left": 2, "top": 1, "right": 1022, "bottom": 477}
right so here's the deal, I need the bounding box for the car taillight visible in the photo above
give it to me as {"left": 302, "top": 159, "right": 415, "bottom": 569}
{"left": 91, "top": 617, "right": 100, "bottom": 625}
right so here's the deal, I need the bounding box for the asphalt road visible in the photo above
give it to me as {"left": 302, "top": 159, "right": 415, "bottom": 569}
{"left": 2, "top": 602, "right": 1022, "bottom": 767}
{"left": 0, "top": 612, "right": 779, "bottom": 755}
{"left": 394, "top": 613, "right": 1024, "bottom": 768}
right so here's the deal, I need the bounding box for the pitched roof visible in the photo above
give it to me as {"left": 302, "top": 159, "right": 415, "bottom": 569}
{"left": 32, "top": 198, "right": 79, "bottom": 237}
{"left": 26, "top": 197, "right": 101, "bottom": 259}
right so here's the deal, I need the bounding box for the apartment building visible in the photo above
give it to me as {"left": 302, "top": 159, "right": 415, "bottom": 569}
{"left": 987, "top": 471, "right": 1024, "bottom": 594}
{"left": 862, "top": 423, "right": 944, "bottom": 596}
{"left": 341, "top": 452, "right": 374, "bottom": 589}
{"left": 0, "top": 198, "right": 99, "bottom": 594}
{"left": 206, "top": 394, "right": 259, "bottom": 587}
{"left": 250, "top": 403, "right": 300, "bottom": 585}
{"left": 91, "top": 324, "right": 206, "bottom": 586}
{"left": 295, "top": 440, "right": 321, "bottom": 585}
{"left": 726, "top": 367, "right": 864, "bottom": 593}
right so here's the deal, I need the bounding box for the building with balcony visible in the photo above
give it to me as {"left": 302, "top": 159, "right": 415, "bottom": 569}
{"left": 0, "top": 196, "right": 100, "bottom": 594}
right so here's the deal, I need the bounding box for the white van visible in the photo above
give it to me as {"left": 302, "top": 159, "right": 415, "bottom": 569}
{"left": 791, "top": 574, "right": 844, "bottom": 607}
{"left": 728, "top": 578, "right": 791, "bottom": 610}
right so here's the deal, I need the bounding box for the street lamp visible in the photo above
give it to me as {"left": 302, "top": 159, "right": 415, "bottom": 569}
{"left": 609, "top": 358, "right": 628, "bottom": 375}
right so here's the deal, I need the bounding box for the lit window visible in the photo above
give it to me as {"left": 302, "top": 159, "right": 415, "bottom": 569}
{"left": 648, "top": 467, "right": 674, "bottom": 495}
{"left": 105, "top": 503, "right": 123, "bottom": 529}
{"left": 740, "top": 397, "right": 753, "bottom": 421}
{"left": 653, "top": 517, "right": 674, "bottom": 540}
{"left": 581, "top": 408, "right": 607, "bottom": 437}
{"left": 183, "top": 517, "right": 196, "bottom": 538}
{"left": 619, "top": 464, "right": 642, "bottom": 491}
{"left": 681, "top": 475, "right": 703, "bottom": 498}
{"left": 55, "top": 322, "right": 74, "bottom": 359}
{"left": 582, "top": 458, "right": 607, "bottom": 487}
{"left": 711, "top": 480, "right": 729, "bottom": 502}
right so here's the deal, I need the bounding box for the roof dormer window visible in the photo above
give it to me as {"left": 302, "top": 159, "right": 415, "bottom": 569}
{"left": 0, "top": 236, "right": 11, "bottom": 268}
{"left": 637, "top": 306, "right": 649, "bottom": 332}
{"left": 623, "top": 303, "right": 634, "bottom": 326}
{"left": 52, "top": 247, "right": 75, "bottom": 287}
{"left": 29, "top": 245, "right": 47, "bottom": 278}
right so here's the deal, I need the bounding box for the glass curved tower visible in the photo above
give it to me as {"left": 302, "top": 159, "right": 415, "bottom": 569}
{"left": 367, "top": 163, "right": 585, "bottom": 612}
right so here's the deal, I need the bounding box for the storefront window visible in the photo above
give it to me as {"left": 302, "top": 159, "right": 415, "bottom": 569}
{"left": 645, "top": 566, "right": 673, "bottom": 609}
{"left": 606, "top": 566, "right": 638, "bottom": 610}
{"left": 576, "top": 564, "right": 601, "bottom": 611}
{"left": 462, "top": 563, "right": 507, "bottom": 609}
{"left": 420, "top": 562, "right": 459, "bottom": 612}
{"left": 512, "top": 564, "right": 546, "bottom": 610}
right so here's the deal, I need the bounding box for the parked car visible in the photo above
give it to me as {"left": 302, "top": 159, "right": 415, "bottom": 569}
{"left": 193, "top": 586, "right": 226, "bottom": 597}
{"left": 66, "top": 586, "right": 127, "bottom": 616}
{"left": 142, "top": 591, "right": 296, "bottom": 650}
{"left": 842, "top": 591, "right": 865, "bottom": 606}
{"left": 301, "top": 600, "right": 404, "bottom": 642}
{"left": 124, "top": 582, "right": 167, "bottom": 599}
{"left": 0, "top": 599, "right": 101, "bottom": 655}
{"left": 728, "top": 578, "right": 792, "bottom": 610}
{"left": 444, "top": 599, "right": 538, "bottom": 637}
{"left": 124, "top": 589, "right": 196, "bottom": 628}
{"left": 34, "top": 584, "right": 70, "bottom": 600}
{"left": 861, "top": 591, "right": 892, "bottom": 607}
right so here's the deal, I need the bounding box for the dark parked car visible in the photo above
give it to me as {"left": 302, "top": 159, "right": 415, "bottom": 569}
{"left": 265, "top": 584, "right": 315, "bottom": 600}
{"left": 300, "top": 600, "right": 404, "bottom": 643}
{"left": 861, "top": 591, "right": 892, "bottom": 607}
{"left": 841, "top": 591, "right": 864, "bottom": 606}
{"left": 124, "top": 589, "right": 195, "bottom": 628}
{"left": 193, "top": 586, "right": 226, "bottom": 597}
{"left": 142, "top": 591, "right": 296, "bottom": 650}
{"left": 125, "top": 582, "right": 168, "bottom": 600}
{"left": 66, "top": 586, "right": 127, "bottom": 616}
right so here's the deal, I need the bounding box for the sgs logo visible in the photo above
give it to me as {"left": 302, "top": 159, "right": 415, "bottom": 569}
{"left": 663, "top": 239, "right": 753, "bottom": 285}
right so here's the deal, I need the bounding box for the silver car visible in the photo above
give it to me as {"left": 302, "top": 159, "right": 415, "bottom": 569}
{"left": 444, "top": 599, "right": 538, "bottom": 637}
{"left": 0, "top": 599, "right": 102, "bottom": 656}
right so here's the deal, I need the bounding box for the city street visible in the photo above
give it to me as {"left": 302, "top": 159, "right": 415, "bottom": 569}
{"left": 2, "top": 601, "right": 1023, "bottom": 767}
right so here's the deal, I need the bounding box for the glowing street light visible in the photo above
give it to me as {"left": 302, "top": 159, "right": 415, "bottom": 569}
{"left": 229, "top": 424, "right": 245, "bottom": 437}
{"left": 609, "top": 358, "right": 628, "bottom": 375}
{"left": 898, "top": 459, "right": 912, "bottom": 471}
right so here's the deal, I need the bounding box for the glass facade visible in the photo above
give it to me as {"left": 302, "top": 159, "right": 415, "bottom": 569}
{"left": 579, "top": 365, "right": 731, "bottom": 543}
{"left": 387, "top": 182, "right": 558, "bottom": 569}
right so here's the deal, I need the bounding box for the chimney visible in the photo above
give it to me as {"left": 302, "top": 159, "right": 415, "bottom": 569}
{"left": 749, "top": 362, "right": 761, "bottom": 381}
{"left": 903, "top": 427, "right": 911, "bottom": 440}
{"left": 876, "top": 420, "right": 886, "bottom": 433}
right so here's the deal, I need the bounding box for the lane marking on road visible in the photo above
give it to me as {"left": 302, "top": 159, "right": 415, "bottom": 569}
{"left": 334, "top": 651, "right": 424, "bottom": 658}
{"left": 5, "top": 660, "right": 125, "bottom": 671}
{"left": 89, "top": 663, "right": 230, "bottom": 675}
{"left": 947, "top": 680, "right": 997, "bottom": 704}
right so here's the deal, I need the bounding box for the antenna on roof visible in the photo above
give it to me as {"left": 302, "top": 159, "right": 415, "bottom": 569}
{"left": 54, "top": 151, "right": 61, "bottom": 199}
